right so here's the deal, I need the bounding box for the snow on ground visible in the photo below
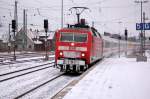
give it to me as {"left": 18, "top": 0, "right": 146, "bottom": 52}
{"left": 0, "top": 56, "right": 76, "bottom": 99}
{"left": 0, "top": 58, "right": 54, "bottom": 75}
{"left": 0, "top": 67, "right": 60, "bottom": 99}
{"left": 0, "top": 52, "right": 62, "bottom": 99}
{"left": 64, "top": 54, "right": 150, "bottom": 99}
{"left": 16, "top": 56, "right": 44, "bottom": 61}
{"left": 0, "top": 53, "right": 54, "bottom": 72}
{"left": 21, "top": 76, "right": 76, "bottom": 99}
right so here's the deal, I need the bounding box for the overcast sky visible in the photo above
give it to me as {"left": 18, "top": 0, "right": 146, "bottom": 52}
{"left": 0, "top": 0, "right": 150, "bottom": 37}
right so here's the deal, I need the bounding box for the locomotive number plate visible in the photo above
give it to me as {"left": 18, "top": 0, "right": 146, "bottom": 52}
{"left": 63, "top": 51, "right": 80, "bottom": 58}
{"left": 69, "top": 46, "right": 75, "bottom": 50}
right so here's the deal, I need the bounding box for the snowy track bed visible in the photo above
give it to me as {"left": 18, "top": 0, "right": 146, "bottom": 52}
{"left": 0, "top": 62, "right": 55, "bottom": 82}
{"left": 0, "top": 56, "right": 54, "bottom": 65}
{"left": 0, "top": 59, "right": 55, "bottom": 74}
{"left": 0, "top": 55, "right": 78, "bottom": 99}
{"left": 18, "top": 74, "right": 76, "bottom": 99}
{"left": 0, "top": 58, "right": 44, "bottom": 65}
{"left": 14, "top": 73, "right": 64, "bottom": 99}
{"left": 0, "top": 52, "right": 44, "bottom": 62}
{"left": 0, "top": 68, "right": 77, "bottom": 99}
{"left": 0, "top": 66, "right": 63, "bottom": 99}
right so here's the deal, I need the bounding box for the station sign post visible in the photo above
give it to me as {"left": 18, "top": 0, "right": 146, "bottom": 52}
{"left": 136, "top": 23, "right": 149, "bottom": 62}
{"left": 136, "top": 23, "right": 150, "bottom": 30}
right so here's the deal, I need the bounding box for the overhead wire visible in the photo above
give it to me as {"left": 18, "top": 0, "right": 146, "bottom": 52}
{"left": 0, "top": 0, "right": 14, "bottom": 6}
{"left": 0, "top": 0, "right": 149, "bottom": 31}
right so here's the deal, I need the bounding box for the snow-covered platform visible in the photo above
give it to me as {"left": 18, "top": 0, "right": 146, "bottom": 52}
{"left": 63, "top": 56, "right": 150, "bottom": 99}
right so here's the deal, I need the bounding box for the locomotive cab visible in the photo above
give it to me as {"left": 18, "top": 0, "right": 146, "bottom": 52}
{"left": 55, "top": 19, "right": 103, "bottom": 73}
{"left": 55, "top": 27, "right": 90, "bottom": 73}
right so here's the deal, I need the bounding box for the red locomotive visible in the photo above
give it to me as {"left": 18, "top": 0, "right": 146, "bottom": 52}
{"left": 55, "top": 19, "right": 103, "bottom": 73}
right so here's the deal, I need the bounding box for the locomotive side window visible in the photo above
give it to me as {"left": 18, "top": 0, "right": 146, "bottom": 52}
{"left": 97, "top": 32, "right": 102, "bottom": 38}
{"left": 60, "top": 33, "right": 74, "bottom": 42}
{"left": 74, "top": 34, "right": 87, "bottom": 42}
{"left": 92, "top": 30, "right": 97, "bottom": 37}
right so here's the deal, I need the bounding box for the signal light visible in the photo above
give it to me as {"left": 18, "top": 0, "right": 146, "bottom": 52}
{"left": 12, "top": 20, "right": 16, "bottom": 30}
{"left": 118, "top": 36, "right": 121, "bottom": 40}
{"left": 81, "top": 53, "right": 85, "bottom": 57}
{"left": 125, "top": 29, "right": 128, "bottom": 36}
{"left": 71, "top": 43, "right": 75, "bottom": 46}
{"left": 60, "top": 52, "right": 63, "bottom": 56}
{"left": 44, "top": 19, "right": 48, "bottom": 29}
{"left": 125, "top": 29, "right": 128, "bottom": 40}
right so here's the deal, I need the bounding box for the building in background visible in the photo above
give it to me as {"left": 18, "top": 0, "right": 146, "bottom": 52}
{"left": 0, "top": 26, "right": 55, "bottom": 52}
{"left": 15, "top": 29, "right": 55, "bottom": 51}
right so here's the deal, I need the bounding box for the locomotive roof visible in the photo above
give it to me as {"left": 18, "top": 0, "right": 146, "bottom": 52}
{"left": 56, "top": 26, "right": 102, "bottom": 38}
{"left": 57, "top": 25, "right": 99, "bottom": 33}
{"left": 57, "top": 28, "right": 91, "bottom": 34}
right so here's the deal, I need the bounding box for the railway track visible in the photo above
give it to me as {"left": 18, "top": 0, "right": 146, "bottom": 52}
{"left": 0, "top": 57, "right": 102, "bottom": 99}
{"left": 0, "top": 57, "right": 54, "bottom": 65}
{"left": 0, "top": 62, "right": 55, "bottom": 82}
{"left": 0, "top": 58, "right": 43, "bottom": 65}
{"left": 14, "top": 73, "right": 64, "bottom": 99}
{"left": 0, "top": 52, "right": 50, "bottom": 63}
{"left": 13, "top": 60, "right": 102, "bottom": 99}
{"left": 0, "top": 53, "right": 44, "bottom": 59}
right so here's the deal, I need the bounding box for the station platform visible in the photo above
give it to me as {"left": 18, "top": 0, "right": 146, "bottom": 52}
{"left": 63, "top": 55, "right": 150, "bottom": 99}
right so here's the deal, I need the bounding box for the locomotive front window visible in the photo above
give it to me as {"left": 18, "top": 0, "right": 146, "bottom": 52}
{"left": 60, "top": 33, "right": 74, "bottom": 42}
{"left": 74, "top": 34, "right": 87, "bottom": 42}
{"left": 60, "top": 32, "right": 87, "bottom": 42}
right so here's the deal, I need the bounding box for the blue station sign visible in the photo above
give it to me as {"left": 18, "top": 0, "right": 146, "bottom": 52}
{"left": 136, "top": 23, "right": 150, "bottom": 30}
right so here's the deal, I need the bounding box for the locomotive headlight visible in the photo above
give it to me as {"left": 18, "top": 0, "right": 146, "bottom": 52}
{"left": 81, "top": 53, "right": 85, "bottom": 57}
{"left": 60, "top": 52, "right": 63, "bottom": 56}
{"left": 71, "top": 43, "right": 75, "bottom": 46}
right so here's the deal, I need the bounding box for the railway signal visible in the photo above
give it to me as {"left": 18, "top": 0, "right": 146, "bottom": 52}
{"left": 118, "top": 35, "right": 121, "bottom": 58}
{"left": 44, "top": 19, "right": 48, "bottom": 32}
{"left": 12, "top": 20, "right": 16, "bottom": 32}
{"left": 124, "top": 28, "right": 128, "bottom": 56}
{"left": 12, "top": 20, "right": 16, "bottom": 60}
{"left": 124, "top": 28, "right": 128, "bottom": 39}
{"left": 44, "top": 19, "right": 49, "bottom": 60}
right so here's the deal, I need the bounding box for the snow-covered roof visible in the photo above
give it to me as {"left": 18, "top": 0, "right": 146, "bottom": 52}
{"left": 27, "top": 30, "right": 55, "bottom": 40}
{"left": 0, "top": 27, "right": 8, "bottom": 41}
{"left": 33, "top": 40, "right": 42, "bottom": 44}
{"left": 0, "top": 22, "right": 23, "bottom": 42}
{"left": 27, "top": 30, "right": 37, "bottom": 40}
{"left": 48, "top": 32, "right": 55, "bottom": 40}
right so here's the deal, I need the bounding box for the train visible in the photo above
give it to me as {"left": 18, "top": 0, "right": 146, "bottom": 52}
{"left": 55, "top": 19, "right": 136, "bottom": 73}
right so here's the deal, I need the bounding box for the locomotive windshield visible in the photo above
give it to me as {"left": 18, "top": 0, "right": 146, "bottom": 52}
{"left": 60, "top": 32, "right": 87, "bottom": 42}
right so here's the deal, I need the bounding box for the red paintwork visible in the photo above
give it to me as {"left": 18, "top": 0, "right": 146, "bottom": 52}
{"left": 55, "top": 28, "right": 103, "bottom": 65}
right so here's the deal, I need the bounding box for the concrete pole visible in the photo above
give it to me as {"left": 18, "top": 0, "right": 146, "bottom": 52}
{"left": 14, "top": 1, "right": 18, "bottom": 33}
{"left": 61, "top": 0, "right": 64, "bottom": 28}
